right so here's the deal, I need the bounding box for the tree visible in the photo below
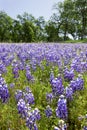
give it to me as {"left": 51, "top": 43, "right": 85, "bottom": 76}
{"left": 22, "top": 21, "right": 35, "bottom": 42}
{"left": 11, "top": 20, "right": 22, "bottom": 42}
{"left": 45, "top": 21, "right": 62, "bottom": 42}
{"left": 35, "top": 16, "right": 47, "bottom": 41}
{"left": 17, "top": 13, "right": 37, "bottom": 42}
{"left": 52, "top": 0, "right": 76, "bottom": 41}
{"left": 74, "top": 0, "right": 87, "bottom": 39}
{"left": 0, "top": 11, "right": 13, "bottom": 42}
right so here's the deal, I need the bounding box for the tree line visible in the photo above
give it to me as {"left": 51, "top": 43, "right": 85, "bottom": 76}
{"left": 0, "top": 0, "right": 87, "bottom": 43}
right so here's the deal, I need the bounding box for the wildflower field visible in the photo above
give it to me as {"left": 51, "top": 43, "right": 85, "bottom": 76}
{"left": 0, "top": 43, "right": 87, "bottom": 130}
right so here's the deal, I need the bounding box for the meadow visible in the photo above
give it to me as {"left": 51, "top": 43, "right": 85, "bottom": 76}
{"left": 0, "top": 43, "right": 87, "bottom": 130}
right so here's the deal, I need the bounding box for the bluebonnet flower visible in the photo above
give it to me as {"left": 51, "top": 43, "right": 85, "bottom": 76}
{"left": 24, "top": 92, "right": 34, "bottom": 105}
{"left": 26, "top": 108, "right": 40, "bottom": 130}
{"left": 50, "top": 71, "right": 54, "bottom": 83}
{"left": 25, "top": 86, "right": 32, "bottom": 93}
{"left": 12, "top": 66, "right": 19, "bottom": 78}
{"left": 33, "top": 108, "right": 41, "bottom": 120}
{"left": 25, "top": 64, "right": 30, "bottom": 71}
{"left": 70, "top": 76, "right": 84, "bottom": 92}
{"left": 26, "top": 70, "right": 34, "bottom": 81}
{"left": 64, "top": 68, "right": 74, "bottom": 81}
{"left": 46, "top": 93, "right": 53, "bottom": 103}
{"left": 10, "top": 83, "right": 15, "bottom": 88}
{"left": 33, "top": 123, "right": 38, "bottom": 130}
{"left": 17, "top": 99, "right": 28, "bottom": 118}
{"left": 65, "top": 87, "right": 73, "bottom": 100}
{"left": 51, "top": 77, "right": 64, "bottom": 96}
{"left": 83, "top": 126, "right": 87, "bottom": 130}
{"left": 0, "top": 62, "right": 7, "bottom": 74}
{"left": 45, "top": 105, "right": 52, "bottom": 118}
{"left": 0, "top": 76, "right": 9, "bottom": 103}
{"left": 15, "top": 90, "right": 23, "bottom": 101}
{"left": 56, "top": 95, "right": 68, "bottom": 119}
{"left": 0, "top": 77, "right": 5, "bottom": 84}
{"left": 18, "top": 62, "right": 24, "bottom": 70}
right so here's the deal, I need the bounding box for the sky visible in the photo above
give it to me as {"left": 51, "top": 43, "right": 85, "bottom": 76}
{"left": 0, "top": 0, "right": 63, "bottom": 20}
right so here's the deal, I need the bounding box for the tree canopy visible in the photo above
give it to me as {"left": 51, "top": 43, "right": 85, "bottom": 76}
{"left": 0, "top": 0, "right": 87, "bottom": 42}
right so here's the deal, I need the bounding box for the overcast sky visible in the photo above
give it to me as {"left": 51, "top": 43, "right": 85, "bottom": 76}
{"left": 0, "top": 0, "right": 63, "bottom": 20}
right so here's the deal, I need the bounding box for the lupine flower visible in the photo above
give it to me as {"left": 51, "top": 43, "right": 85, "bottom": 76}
{"left": 46, "top": 93, "right": 53, "bottom": 103}
{"left": 12, "top": 66, "right": 19, "bottom": 78}
{"left": 45, "top": 105, "right": 52, "bottom": 118}
{"left": 17, "top": 99, "right": 28, "bottom": 118}
{"left": 50, "top": 71, "right": 54, "bottom": 83}
{"left": 26, "top": 70, "right": 34, "bottom": 81}
{"left": 65, "top": 87, "right": 73, "bottom": 100}
{"left": 51, "top": 77, "right": 64, "bottom": 96}
{"left": 15, "top": 90, "right": 23, "bottom": 101}
{"left": 33, "top": 123, "right": 38, "bottom": 130}
{"left": 70, "top": 77, "right": 84, "bottom": 92}
{"left": 10, "top": 83, "right": 15, "bottom": 88}
{"left": 26, "top": 108, "right": 40, "bottom": 129}
{"left": 64, "top": 68, "right": 74, "bottom": 81}
{"left": 33, "top": 108, "right": 41, "bottom": 120}
{"left": 0, "top": 77, "right": 5, "bottom": 84}
{"left": 83, "top": 126, "right": 87, "bottom": 130}
{"left": 24, "top": 92, "right": 34, "bottom": 105}
{"left": 18, "top": 62, "right": 24, "bottom": 70}
{"left": 0, "top": 83, "right": 9, "bottom": 103}
{"left": 56, "top": 95, "right": 68, "bottom": 119}
{"left": 25, "top": 86, "right": 32, "bottom": 93}
{"left": 0, "top": 62, "right": 7, "bottom": 74}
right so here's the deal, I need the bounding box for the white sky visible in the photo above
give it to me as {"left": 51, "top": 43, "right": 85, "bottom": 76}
{"left": 0, "top": 0, "right": 64, "bottom": 20}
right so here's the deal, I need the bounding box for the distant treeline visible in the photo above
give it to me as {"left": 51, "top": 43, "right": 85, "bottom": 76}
{"left": 0, "top": 0, "right": 87, "bottom": 43}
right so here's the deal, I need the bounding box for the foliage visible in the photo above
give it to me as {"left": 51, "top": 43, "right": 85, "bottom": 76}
{"left": 0, "top": 0, "right": 87, "bottom": 42}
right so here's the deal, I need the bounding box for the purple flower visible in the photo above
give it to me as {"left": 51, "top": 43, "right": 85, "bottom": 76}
{"left": 15, "top": 90, "right": 23, "bottom": 101}
{"left": 12, "top": 66, "right": 19, "bottom": 78}
{"left": 45, "top": 105, "right": 52, "bottom": 118}
{"left": 34, "top": 123, "right": 38, "bottom": 130}
{"left": 24, "top": 92, "right": 34, "bottom": 105}
{"left": 50, "top": 71, "right": 54, "bottom": 83}
{"left": 56, "top": 95, "right": 68, "bottom": 119}
{"left": 83, "top": 126, "right": 87, "bottom": 130}
{"left": 25, "top": 86, "right": 32, "bottom": 93}
{"left": 26, "top": 70, "right": 34, "bottom": 81}
{"left": 0, "top": 84, "right": 9, "bottom": 103}
{"left": 65, "top": 87, "right": 73, "bottom": 100}
{"left": 26, "top": 108, "right": 40, "bottom": 129}
{"left": 46, "top": 93, "right": 53, "bottom": 103}
{"left": 10, "top": 83, "right": 15, "bottom": 88}
{"left": 17, "top": 99, "right": 28, "bottom": 118}
{"left": 51, "top": 77, "right": 64, "bottom": 96}
{"left": 70, "top": 77, "right": 84, "bottom": 92}
{"left": 64, "top": 68, "right": 74, "bottom": 81}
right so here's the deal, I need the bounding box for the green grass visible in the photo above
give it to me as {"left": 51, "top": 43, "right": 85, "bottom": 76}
{"left": 64, "top": 38, "right": 87, "bottom": 43}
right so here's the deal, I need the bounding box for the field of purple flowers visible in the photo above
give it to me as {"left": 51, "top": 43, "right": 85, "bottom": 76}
{"left": 0, "top": 43, "right": 87, "bottom": 130}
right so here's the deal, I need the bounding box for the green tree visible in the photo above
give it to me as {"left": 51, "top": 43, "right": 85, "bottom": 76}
{"left": 22, "top": 21, "right": 35, "bottom": 42}
{"left": 0, "top": 11, "right": 13, "bottom": 42}
{"left": 35, "top": 16, "right": 47, "bottom": 42}
{"left": 11, "top": 20, "right": 22, "bottom": 42}
{"left": 17, "top": 13, "right": 37, "bottom": 42}
{"left": 52, "top": 0, "right": 76, "bottom": 41}
{"left": 74, "top": 0, "right": 87, "bottom": 39}
{"left": 45, "top": 21, "right": 62, "bottom": 42}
